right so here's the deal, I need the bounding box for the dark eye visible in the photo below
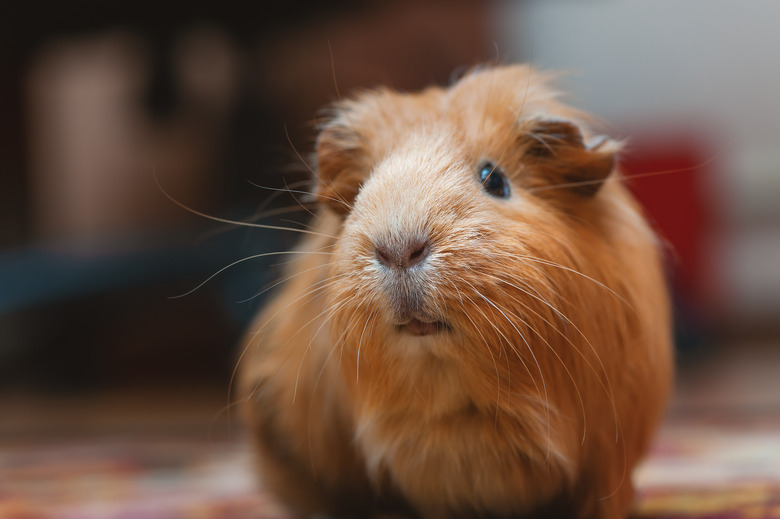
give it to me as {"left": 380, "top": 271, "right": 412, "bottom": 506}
{"left": 478, "top": 162, "right": 510, "bottom": 198}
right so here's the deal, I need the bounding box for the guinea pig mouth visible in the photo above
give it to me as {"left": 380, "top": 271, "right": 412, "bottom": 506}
{"left": 397, "top": 318, "right": 449, "bottom": 336}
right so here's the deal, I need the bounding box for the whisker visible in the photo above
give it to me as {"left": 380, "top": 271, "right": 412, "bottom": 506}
{"left": 207, "top": 397, "right": 244, "bottom": 439}
{"left": 597, "top": 419, "right": 629, "bottom": 502}
{"left": 490, "top": 272, "right": 620, "bottom": 442}
{"left": 154, "top": 170, "right": 337, "bottom": 239}
{"left": 193, "top": 201, "right": 317, "bottom": 246}
{"left": 468, "top": 282, "right": 552, "bottom": 461}
{"left": 447, "top": 279, "right": 502, "bottom": 426}
{"left": 245, "top": 273, "right": 348, "bottom": 340}
{"left": 230, "top": 274, "right": 349, "bottom": 421}
{"left": 355, "top": 307, "right": 378, "bottom": 386}
{"left": 484, "top": 274, "right": 591, "bottom": 444}
{"left": 528, "top": 138, "right": 733, "bottom": 194}
{"left": 235, "top": 275, "right": 351, "bottom": 411}
{"left": 327, "top": 39, "right": 342, "bottom": 102}
{"left": 237, "top": 250, "right": 336, "bottom": 304}
{"left": 305, "top": 299, "right": 368, "bottom": 476}
{"left": 246, "top": 180, "right": 317, "bottom": 203}
{"left": 246, "top": 179, "right": 317, "bottom": 220}
{"left": 514, "top": 254, "right": 634, "bottom": 313}
{"left": 284, "top": 177, "right": 319, "bottom": 220}
{"left": 247, "top": 176, "right": 315, "bottom": 219}
{"left": 227, "top": 272, "right": 348, "bottom": 420}
{"left": 461, "top": 279, "right": 543, "bottom": 413}
{"left": 246, "top": 180, "right": 351, "bottom": 215}
{"left": 243, "top": 202, "right": 317, "bottom": 220}
{"left": 312, "top": 298, "right": 365, "bottom": 393}
{"left": 293, "top": 295, "right": 356, "bottom": 403}
{"left": 170, "top": 250, "right": 334, "bottom": 300}
{"left": 284, "top": 123, "right": 317, "bottom": 178}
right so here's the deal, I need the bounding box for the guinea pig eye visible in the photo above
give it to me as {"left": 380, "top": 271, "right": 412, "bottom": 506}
{"left": 478, "top": 162, "right": 510, "bottom": 198}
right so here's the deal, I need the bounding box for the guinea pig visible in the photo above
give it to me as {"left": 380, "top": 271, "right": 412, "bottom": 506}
{"left": 238, "top": 64, "right": 673, "bottom": 519}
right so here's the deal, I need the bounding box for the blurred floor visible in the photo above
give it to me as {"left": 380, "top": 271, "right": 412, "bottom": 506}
{"left": 1, "top": 335, "right": 779, "bottom": 518}
{"left": 634, "top": 336, "right": 780, "bottom": 518}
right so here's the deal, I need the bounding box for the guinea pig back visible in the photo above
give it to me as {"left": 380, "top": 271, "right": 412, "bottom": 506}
{"left": 239, "top": 65, "right": 673, "bottom": 519}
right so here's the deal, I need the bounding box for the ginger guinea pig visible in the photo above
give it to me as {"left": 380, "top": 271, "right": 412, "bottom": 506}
{"left": 239, "top": 65, "right": 673, "bottom": 519}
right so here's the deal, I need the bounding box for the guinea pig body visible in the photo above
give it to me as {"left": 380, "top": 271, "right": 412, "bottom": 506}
{"left": 239, "top": 65, "right": 673, "bottom": 519}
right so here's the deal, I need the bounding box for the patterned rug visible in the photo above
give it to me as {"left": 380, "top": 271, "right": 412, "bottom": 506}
{"left": 633, "top": 415, "right": 780, "bottom": 519}
{"left": 0, "top": 436, "right": 285, "bottom": 519}
{"left": 2, "top": 413, "right": 779, "bottom": 519}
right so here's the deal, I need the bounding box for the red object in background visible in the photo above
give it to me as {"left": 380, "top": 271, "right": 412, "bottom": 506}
{"left": 619, "top": 132, "right": 718, "bottom": 316}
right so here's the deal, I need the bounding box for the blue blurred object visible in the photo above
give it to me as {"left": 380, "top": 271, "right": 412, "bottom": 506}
{"left": 0, "top": 227, "right": 284, "bottom": 324}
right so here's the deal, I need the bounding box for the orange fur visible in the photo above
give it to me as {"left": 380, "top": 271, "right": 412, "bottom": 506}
{"left": 239, "top": 65, "right": 673, "bottom": 519}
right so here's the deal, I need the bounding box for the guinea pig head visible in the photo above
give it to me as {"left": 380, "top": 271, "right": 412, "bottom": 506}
{"left": 314, "top": 66, "right": 622, "bottom": 366}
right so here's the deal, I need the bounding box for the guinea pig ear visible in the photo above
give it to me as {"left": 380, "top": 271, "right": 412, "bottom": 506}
{"left": 315, "top": 122, "right": 368, "bottom": 214}
{"left": 524, "top": 117, "right": 619, "bottom": 197}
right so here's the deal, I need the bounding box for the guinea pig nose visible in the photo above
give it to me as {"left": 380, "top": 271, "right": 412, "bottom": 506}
{"left": 375, "top": 239, "right": 431, "bottom": 270}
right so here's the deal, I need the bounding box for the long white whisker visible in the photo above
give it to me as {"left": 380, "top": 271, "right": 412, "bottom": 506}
{"left": 484, "top": 274, "right": 589, "bottom": 445}
{"left": 247, "top": 180, "right": 352, "bottom": 213}
{"left": 237, "top": 245, "right": 338, "bottom": 304}
{"left": 469, "top": 283, "right": 552, "bottom": 461}
{"left": 229, "top": 273, "right": 348, "bottom": 415}
{"left": 292, "top": 293, "right": 358, "bottom": 403}
{"left": 489, "top": 272, "right": 620, "bottom": 443}
{"left": 355, "top": 307, "right": 378, "bottom": 386}
{"left": 154, "top": 171, "right": 337, "bottom": 239}
{"left": 515, "top": 254, "right": 634, "bottom": 314}
{"left": 172, "top": 250, "right": 334, "bottom": 299}
{"left": 447, "top": 279, "right": 502, "bottom": 425}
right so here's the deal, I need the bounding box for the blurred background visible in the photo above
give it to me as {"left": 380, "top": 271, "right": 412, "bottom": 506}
{"left": 1, "top": 0, "right": 779, "bottom": 515}
{"left": 0, "top": 0, "right": 494, "bottom": 401}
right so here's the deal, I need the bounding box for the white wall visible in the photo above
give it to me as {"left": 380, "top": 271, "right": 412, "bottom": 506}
{"left": 497, "top": 1, "right": 780, "bottom": 140}
{"left": 495, "top": 0, "right": 780, "bottom": 320}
